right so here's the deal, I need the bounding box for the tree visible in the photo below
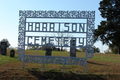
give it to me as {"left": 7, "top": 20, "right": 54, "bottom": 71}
{"left": 0, "top": 39, "right": 10, "bottom": 48}
{"left": 79, "top": 47, "right": 86, "bottom": 52}
{"left": 79, "top": 46, "right": 100, "bottom": 53}
{"left": 26, "top": 45, "right": 40, "bottom": 50}
{"left": 94, "top": 0, "right": 120, "bottom": 54}
{"left": 54, "top": 32, "right": 72, "bottom": 51}
{"left": 109, "top": 45, "right": 118, "bottom": 54}
{"left": 26, "top": 43, "right": 57, "bottom": 50}
{"left": 94, "top": 46, "right": 100, "bottom": 53}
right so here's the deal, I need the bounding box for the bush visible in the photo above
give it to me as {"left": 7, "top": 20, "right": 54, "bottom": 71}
{"left": 104, "top": 49, "right": 111, "bottom": 54}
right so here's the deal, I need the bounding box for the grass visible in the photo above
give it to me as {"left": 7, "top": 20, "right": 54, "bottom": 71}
{"left": 25, "top": 50, "right": 120, "bottom": 62}
{"left": 0, "top": 49, "right": 18, "bottom": 64}
{"left": 25, "top": 50, "right": 86, "bottom": 57}
{"left": 91, "top": 53, "right": 120, "bottom": 62}
{"left": 0, "top": 49, "right": 120, "bottom": 80}
{"left": 0, "top": 55, "right": 18, "bottom": 64}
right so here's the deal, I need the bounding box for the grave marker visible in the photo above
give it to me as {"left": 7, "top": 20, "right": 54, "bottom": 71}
{"left": 70, "top": 39, "right": 76, "bottom": 57}
{"left": 0, "top": 42, "right": 7, "bottom": 55}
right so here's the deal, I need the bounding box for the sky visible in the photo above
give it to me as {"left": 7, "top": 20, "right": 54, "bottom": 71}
{"left": 0, "top": 0, "right": 108, "bottom": 53}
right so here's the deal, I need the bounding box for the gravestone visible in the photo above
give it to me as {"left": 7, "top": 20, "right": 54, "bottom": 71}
{"left": 70, "top": 39, "right": 76, "bottom": 57}
{"left": 10, "top": 49, "right": 15, "bottom": 57}
{"left": 0, "top": 42, "right": 7, "bottom": 55}
{"left": 46, "top": 48, "right": 52, "bottom": 56}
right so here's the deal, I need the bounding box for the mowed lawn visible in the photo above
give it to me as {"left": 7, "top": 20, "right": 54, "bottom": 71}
{"left": 0, "top": 49, "right": 120, "bottom": 80}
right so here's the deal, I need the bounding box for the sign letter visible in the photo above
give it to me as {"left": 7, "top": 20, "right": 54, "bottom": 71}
{"left": 79, "top": 23, "right": 85, "bottom": 32}
{"left": 64, "top": 23, "right": 69, "bottom": 32}
{"left": 79, "top": 38, "right": 84, "bottom": 47}
{"left": 49, "top": 23, "right": 55, "bottom": 31}
{"left": 41, "top": 37, "right": 46, "bottom": 45}
{"left": 34, "top": 37, "right": 39, "bottom": 45}
{"left": 42, "top": 23, "right": 47, "bottom": 31}
{"left": 64, "top": 37, "right": 69, "bottom": 47}
{"left": 27, "top": 36, "right": 33, "bottom": 45}
{"left": 72, "top": 23, "right": 77, "bottom": 32}
{"left": 35, "top": 23, "right": 40, "bottom": 31}
{"left": 28, "top": 23, "right": 33, "bottom": 31}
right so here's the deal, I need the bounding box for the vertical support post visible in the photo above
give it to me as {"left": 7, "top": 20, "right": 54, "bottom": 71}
{"left": 23, "top": 54, "right": 25, "bottom": 69}
{"left": 85, "top": 58, "right": 87, "bottom": 73}
{"left": 85, "top": 18, "right": 89, "bottom": 73}
{"left": 63, "top": 57, "right": 65, "bottom": 71}
{"left": 23, "top": 18, "right": 26, "bottom": 69}
{"left": 43, "top": 57, "right": 45, "bottom": 70}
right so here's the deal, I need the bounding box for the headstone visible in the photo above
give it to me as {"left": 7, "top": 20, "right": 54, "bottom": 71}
{"left": 0, "top": 42, "right": 7, "bottom": 55}
{"left": 46, "top": 48, "right": 52, "bottom": 56}
{"left": 10, "top": 49, "right": 15, "bottom": 57}
{"left": 70, "top": 39, "right": 76, "bottom": 57}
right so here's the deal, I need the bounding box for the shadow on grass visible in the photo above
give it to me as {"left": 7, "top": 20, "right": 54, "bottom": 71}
{"left": 87, "top": 61, "right": 107, "bottom": 66}
{"left": 27, "top": 68, "right": 107, "bottom": 80}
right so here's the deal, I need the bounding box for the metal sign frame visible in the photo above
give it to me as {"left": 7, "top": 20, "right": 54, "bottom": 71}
{"left": 18, "top": 10, "right": 95, "bottom": 73}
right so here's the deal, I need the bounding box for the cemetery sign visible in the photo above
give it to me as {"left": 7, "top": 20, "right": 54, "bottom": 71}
{"left": 18, "top": 10, "right": 95, "bottom": 73}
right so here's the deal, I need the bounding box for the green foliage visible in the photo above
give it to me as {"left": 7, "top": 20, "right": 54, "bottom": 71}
{"left": 94, "top": 0, "right": 120, "bottom": 48}
{"left": 104, "top": 49, "right": 111, "bottom": 54}
{"left": 109, "top": 45, "right": 118, "bottom": 54}
{"left": 0, "top": 55, "right": 18, "bottom": 64}
{"left": 26, "top": 46, "right": 39, "bottom": 50}
{"left": 94, "top": 46, "right": 100, "bottom": 53}
{"left": 0, "top": 39, "right": 10, "bottom": 48}
{"left": 79, "top": 46, "right": 100, "bottom": 53}
{"left": 79, "top": 46, "right": 86, "bottom": 52}
{"left": 26, "top": 43, "right": 61, "bottom": 51}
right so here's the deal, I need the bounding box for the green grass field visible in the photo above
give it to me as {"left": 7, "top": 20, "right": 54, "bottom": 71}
{"left": 0, "top": 49, "right": 120, "bottom": 80}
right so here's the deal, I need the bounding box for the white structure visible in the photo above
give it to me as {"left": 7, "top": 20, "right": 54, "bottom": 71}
{"left": 18, "top": 10, "right": 95, "bottom": 73}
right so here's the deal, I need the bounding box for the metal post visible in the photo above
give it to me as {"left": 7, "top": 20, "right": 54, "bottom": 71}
{"left": 85, "top": 58, "right": 87, "bottom": 73}
{"left": 43, "top": 57, "right": 45, "bottom": 70}
{"left": 85, "top": 18, "right": 89, "bottom": 73}
{"left": 23, "top": 54, "right": 25, "bottom": 69}
{"left": 23, "top": 18, "right": 26, "bottom": 69}
{"left": 63, "top": 57, "right": 65, "bottom": 71}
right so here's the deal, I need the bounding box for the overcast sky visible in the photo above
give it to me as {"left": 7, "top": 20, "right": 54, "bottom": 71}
{"left": 0, "top": 0, "right": 108, "bottom": 53}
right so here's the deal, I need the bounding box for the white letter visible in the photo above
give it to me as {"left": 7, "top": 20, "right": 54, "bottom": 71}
{"left": 64, "top": 37, "right": 69, "bottom": 47}
{"left": 34, "top": 37, "right": 39, "bottom": 46}
{"left": 78, "top": 38, "right": 84, "bottom": 47}
{"left": 72, "top": 23, "right": 77, "bottom": 32}
{"left": 79, "top": 23, "right": 85, "bottom": 32}
{"left": 28, "top": 23, "right": 33, "bottom": 31}
{"left": 27, "top": 36, "right": 32, "bottom": 45}
{"left": 49, "top": 23, "right": 55, "bottom": 31}
{"left": 49, "top": 37, "right": 54, "bottom": 46}
{"left": 64, "top": 23, "right": 69, "bottom": 32}
{"left": 35, "top": 23, "right": 40, "bottom": 31}
{"left": 42, "top": 23, "right": 47, "bottom": 31}
{"left": 41, "top": 37, "right": 46, "bottom": 45}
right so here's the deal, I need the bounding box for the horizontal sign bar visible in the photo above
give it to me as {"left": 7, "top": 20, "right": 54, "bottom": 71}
{"left": 24, "top": 55, "right": 86, "bottom": 66}
{"left": 25, "top": 22, "right": 87, "bottom": 33}
{"left": 25, "top": 36, "right": 86, "bottom": 47}
{"left": 25, "top": 36, "right": 86, "bottom": 38}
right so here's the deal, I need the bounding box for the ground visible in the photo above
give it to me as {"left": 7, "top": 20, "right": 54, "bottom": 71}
{"left": 0, "top": 50, "right": 120, "bottom": 80}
